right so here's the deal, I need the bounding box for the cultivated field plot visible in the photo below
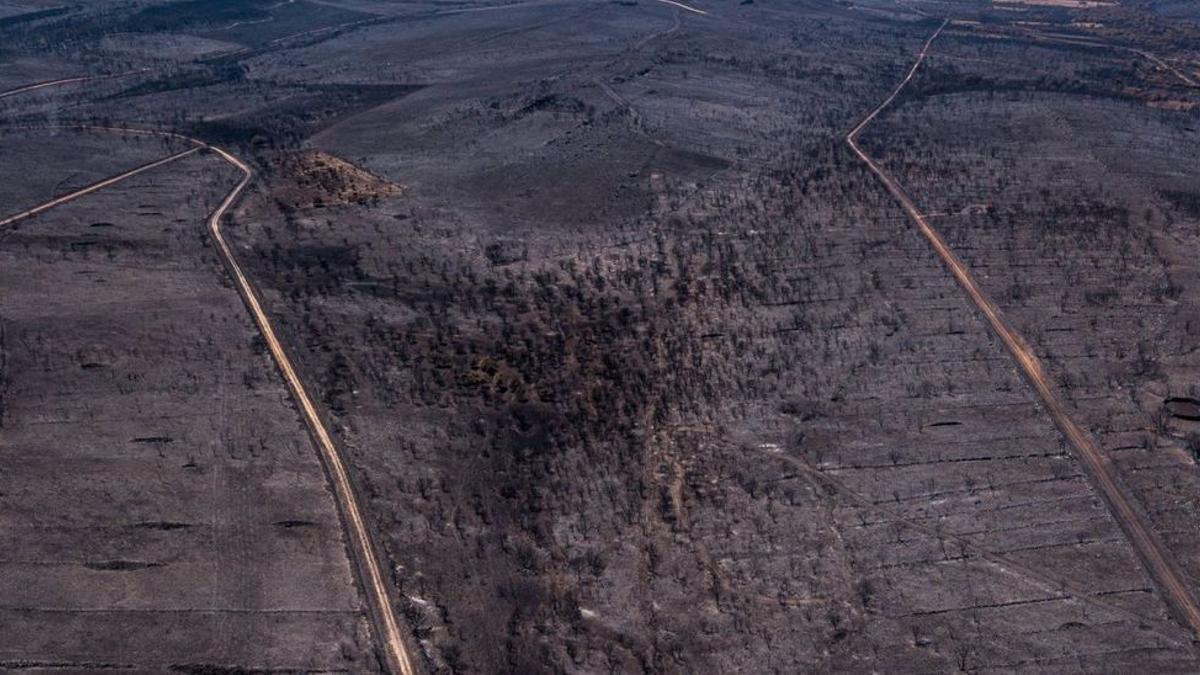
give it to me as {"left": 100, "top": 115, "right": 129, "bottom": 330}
{"left": 0, "top": 134, "right": 377, "bottom": 671}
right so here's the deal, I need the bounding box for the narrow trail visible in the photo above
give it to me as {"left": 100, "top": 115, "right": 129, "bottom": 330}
{"left": 1134, "top": 48, "right": 1199, "bottom": 87}
{"left": 203, "top": 144, "right": 418, "bottom": 675}
{"left": 947, "top": 21, "right": 1199, "bottom": 89}
{"left": 2, "top": 71, "right": 419, "bottom": 673}
{"left": 0, "top": 71, "right": 142, "bottom": 100}
{"left": 0, "top": 75, "right": 91, "bottom": 99}
{"left": 651, "top": 0, "right": 707, "bottom": 15}
{"left": 0, "top": 147, "right": 200, "bottom": 228}
{"left": 635, "top": 9, "right": 681, "bottom": 50}
{"left": 847, "top": 19, "right": 1200, "bottom": 641}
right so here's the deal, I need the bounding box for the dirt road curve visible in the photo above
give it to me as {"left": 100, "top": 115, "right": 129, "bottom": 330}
{"left": 848, "top": 20, "right": 1200, "bottom": 640}
{"left": 1134, "top": 49, "right": 1199, "bottom": 87}
{"left": 204, "top": 146, "right": 418, "bottom": 675}
{"left": 2, "top": 72, "right": 417, "bottom": 670}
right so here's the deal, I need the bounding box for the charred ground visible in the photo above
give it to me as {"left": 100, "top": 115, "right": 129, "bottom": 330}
{"left": 3, "top": 0, "right": 1200, "bottom": 673}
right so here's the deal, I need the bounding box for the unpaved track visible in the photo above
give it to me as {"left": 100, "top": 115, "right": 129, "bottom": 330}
{"left": 947, "top": 21, "right": 1199, "bottom": 89}
{"left": 203, "top": 146, "right": 417, "bottom": 675}
{"left": 652, "top": 0, "right": 707, "bottom": 15}
{"left": 3, "top": 70, "right": 419, "bottom": 671}
{"left": 0, "top": 71, "right": 142, "bottom": 100}
{"left": 0, "top": 75, "right": 90, "bottom": 99}
{"left": 847, "top": 20, "right": 1200, "bottom": 640}
{"left": 1134, "top": 48, "right": 1198, "bottom": 87}
{"left": 0, "top": 147, "right": 200, "bottom": 228}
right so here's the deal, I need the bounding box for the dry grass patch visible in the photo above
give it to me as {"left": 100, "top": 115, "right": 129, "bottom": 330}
{"left": 272, "top": 150, "right": 402, "bottom": 210}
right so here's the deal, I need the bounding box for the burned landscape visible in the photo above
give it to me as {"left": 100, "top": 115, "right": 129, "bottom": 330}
{"left": 2, "top": 0, "right": 1200, "bottom": 673}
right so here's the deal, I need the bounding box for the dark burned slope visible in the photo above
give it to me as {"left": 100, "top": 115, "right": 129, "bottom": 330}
{"left": 222, "top": 0, "right": 1200, "bottom": 672}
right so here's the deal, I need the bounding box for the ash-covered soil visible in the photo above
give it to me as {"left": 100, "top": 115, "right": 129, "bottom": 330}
{"left": 3, "top": 0, "right": 1200, "bottom": 672}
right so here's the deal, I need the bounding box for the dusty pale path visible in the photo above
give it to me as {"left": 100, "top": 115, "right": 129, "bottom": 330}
{"left": 0, "top": 75, "right": 91, "bottom": 99}
{"left": 652, "top": 0, "right": 707, "bottom": 16}
{"left": 0, "top": 146, "right": 199, "bottom": 227}
{"left": 203, "top": 146, "right": 417, "bottom": 675}
{"left": 2, "top": 72, "right": 419, "bottom": 673}
{"left": 1134, "top": 48, "right": 1199, "bottom": 87}
{"left": 0, "top": 71, "right": 142, "bottom": 100}
{"left": 847, "top": 20, "right": 1200, "bottom": 640}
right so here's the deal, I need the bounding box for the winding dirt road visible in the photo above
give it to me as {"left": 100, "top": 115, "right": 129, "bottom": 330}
{"left": 3, "top": 73, "right": 418, "bottom": 673}
{"left": 848, "top": 20, "right": 1200, "bottom": 640}
{"left": 203, "top": 146, "right": 417, "bottom": 675}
